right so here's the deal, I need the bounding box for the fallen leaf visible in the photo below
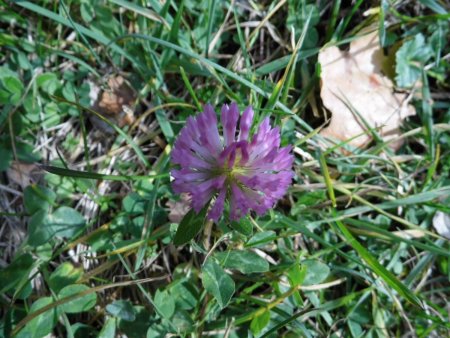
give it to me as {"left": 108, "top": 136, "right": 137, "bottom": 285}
{"left": 6, "top": 161, "right": 41, "bottom": 188}
{"left": 392, "top": 229, "right": 426, "bottom": 239}
{"left": 96, "top": 76, "right": 134, "bottom": 116}
{"left": 319, "top": 30, "right": 416, "bottom": 150}
{"left": 432, "top": 211, "right": 450, "bottom": 239}
{"left": 90, "top": 75, "right": 136, "bottom": 133}
{"left": 166, "top": 193, "right": 191, "bottom": 223}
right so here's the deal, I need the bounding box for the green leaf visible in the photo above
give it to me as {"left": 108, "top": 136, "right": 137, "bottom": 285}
{"left": 201, "top": 259, "right": 235, "bottom": 309}
{"left": 286, "top": 2, "right": 319, "bottom": 48}
{"left": 215, "top": 250, "right": 269, "bottom": 274}
{"left": 0, "top": 143, "right": 13, "bottom": 171}
{"left": 80, "top": 1, "right": 95, "bottom": 23}
{"left": 106, "top": 300, "right": 136, "bottom": 321}
{"left": 170, "top": 309, "right": 194, "bottom": 334}
{"left": 246, "top": 231, "right": 277, "bottom": 248}
{"left": 48, "top": 262, "right": 83, "bottom": 293}
{"left": 43, "top": 102, "right": 61, "bottom": 128}
{"left": 118, "top": 306, "right": 153, "bottom": 338}
{"left": 98, "top": 317, "right": 116, "bottom": 338}
{"left": 154, "top": 289, "right": 175, "bottom": 319}
{"left": 250, "top": 309, "right": 271, "bottom": 336}
{"left": 14, "top": 51, "right": 32, "bottom": 70}
{"left": 0, "top": 74, "right": 21, "bottom": 92}
{"left": 395, "top": 34, "right": 432, "bottom": 88}
{"left": 0, "top": 253, "right": 34, "bottom": 293}
{"left": 169, "top": 280, "right": 199, "bottom": 310}
{"left": 71, "top": 323, "right": 95, "bottom": 338}
{"left": 302, "top": 260, "right": 330, "bottom": 286}
{"left": 36, "top": 242, "right": 53, "bottom": 263}
{"left": 146, "top": 325, "right": 168, "bottom": 338}
{"left": 58, "top": 284, "right": 97, "bottom": 313}
{"left": 230, "top": 217, "right": 253, "bottom": 236}
{"left": 0, "top": 66, "right": 17, "bottom": 79}
{"left": 28, "top": 207, "right": 86, "bottom": 247}
{"left": 348, "top": 319, "right": 364, "bottom": 338}
{"left": 23, "top": 185, "right": 56, "bottom": 214}
{"left": 15, "top": 141, "right": 41, "bottom": 163}
{"left": 19, "top": 297, "right": 59, "bottom": 338}
{"left": 173, "top": 206, "right": 208, "bottom": 245}
{"left": 123, "top": 193, "right": 146, "bottom": 215}
{"left": 1, "top": 76, "right": 23, "bottom": 104}
{"left": 14, "top": 281, "right": 33, "bottom": 300}
{"left": 36, "top": 72, "right": 60, "bottom": 95}
{"left": 287, "top": 263, "right": 307, "bottom": 287}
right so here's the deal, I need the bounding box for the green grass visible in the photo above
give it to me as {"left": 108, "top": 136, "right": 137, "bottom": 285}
{"left": 0, "top": 0, "right": 449, "bottom": 337}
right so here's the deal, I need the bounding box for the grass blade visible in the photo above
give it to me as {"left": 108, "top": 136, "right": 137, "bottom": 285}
{"left": 41, "top": 165, "right": 167, "bottom": 181}
{"left": 109, "top": 0, "right": 169, "bottom": 27}
{"left": 333, "top": 215, "right": 422, "bottom": 307}
{"left": 318, "top": 151, "right": 337, "bottom": 207}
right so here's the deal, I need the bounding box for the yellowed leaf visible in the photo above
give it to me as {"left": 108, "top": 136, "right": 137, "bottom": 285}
{"left": 319, "top": 31, "right": 416, "bottom": 150}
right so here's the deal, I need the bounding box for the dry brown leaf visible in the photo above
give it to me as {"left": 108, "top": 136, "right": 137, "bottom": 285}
{"left": 6, "top": 161, "right": 41, "bottom": 188}
{"left": 91, "top": 75, "right": 136, "bottom": 133}
{"left": 432, "top": 211, "right": 450, "bottom": 239}
{"left": 166, "top": 193, "right": 191, "bottom": 223}
{"left": 96, "top": 76, "right": 134, "bottom": 116}
{"left": 319, "top": 31, "right": 416, "bottom": 150}
{"left": 392, "top": 229, "right": 426, "bottom": 239}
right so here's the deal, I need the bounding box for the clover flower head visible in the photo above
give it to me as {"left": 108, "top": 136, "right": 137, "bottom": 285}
{"left": 171, "top": 102, "right": 294, "bottom": 221}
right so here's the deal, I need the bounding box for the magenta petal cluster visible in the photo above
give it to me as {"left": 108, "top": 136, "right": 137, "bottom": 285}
{"left": 171, "top": 102, "right": 294, "bottom": 221}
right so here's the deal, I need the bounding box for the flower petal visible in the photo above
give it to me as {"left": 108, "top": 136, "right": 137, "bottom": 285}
{"left": 221, "top": 102, "right": 239, "bottom": 146}
{"left": 208, "top": 188, "right": 226, "bottom": 221}
{"left": 170, "top": 101, "right": 294, "bottom": 222}
{"left": 198, "top": 104, "right": 222, "bottom": 153}
{"left": 190, "top": 176, "right": 226, "bottom": 212}
{"left": 238, "top": 106, "right": 254, "bottom": 141}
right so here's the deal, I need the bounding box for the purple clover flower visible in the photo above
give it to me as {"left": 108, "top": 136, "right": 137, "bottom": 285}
{"left": 171, "top": 102, "right": 294, "bottom": 221}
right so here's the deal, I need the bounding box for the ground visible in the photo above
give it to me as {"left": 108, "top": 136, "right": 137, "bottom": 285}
{"left": 0, "top": 1, "right": 449, "bottom": 337}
